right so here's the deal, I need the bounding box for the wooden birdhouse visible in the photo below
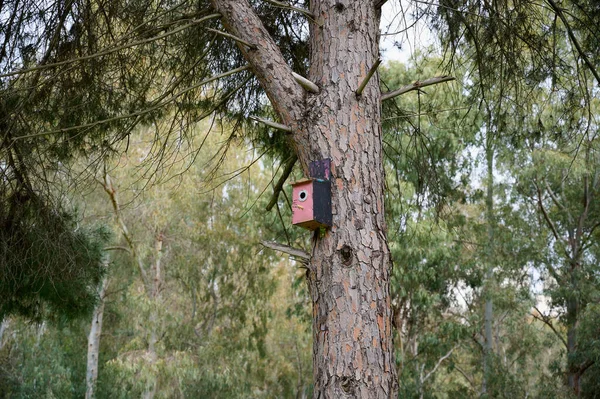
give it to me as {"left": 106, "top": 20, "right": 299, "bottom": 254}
{"left": 291, "top": 159, "right": 332, "bottom": 230}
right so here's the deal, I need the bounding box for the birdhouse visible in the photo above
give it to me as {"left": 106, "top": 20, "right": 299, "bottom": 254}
{"left": 292, "top": 179, "right": 332, "bottom": 230}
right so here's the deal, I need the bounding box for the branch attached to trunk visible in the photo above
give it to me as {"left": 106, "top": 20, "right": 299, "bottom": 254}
{"left": 356, "top": 58, "right": 381, "bottom": 96}
{"left": 14, "top": 65, "right": 250, "bottom": 140}
{"left": 266, "top": 154, "right": 297, "bottom": 211}
{"left": 579, "top": 359, "right": 595, "bottom": 376}
{"left": 250, "top": 116, "right": 292, "bottom": 132}
{"left": 292, "top": 72, "right": 319, "bottom": 93}
{"left": 261, "top": 240, "right": 310, "bottom": 264}
{"left": 381, "top": 76, "right": 455, "bottom": 101}
{"left": 211, "top": 0, "right": 305, "bottom": 128}
{"left": 1, "top": 14, "right": 222, "bottom": 79}
{"left": 206, "top": 28, "right": 257, "bottom": 49}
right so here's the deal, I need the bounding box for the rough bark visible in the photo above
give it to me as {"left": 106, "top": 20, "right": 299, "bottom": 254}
{"left": 305, "top": 2, "right": 396, "bottom": 397}
{"left": 85, "top": 265, "right": 109, "bottom": 399}
{"left": 212, "top": 0, "right": 398, "bottom": 397}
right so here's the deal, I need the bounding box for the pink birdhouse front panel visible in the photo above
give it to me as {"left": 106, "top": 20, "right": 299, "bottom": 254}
{"left": 292, "top": 180, "right": 315, "bottom": 227}
{"left": 291, "top": 178, "right": 332, "bottom": 230}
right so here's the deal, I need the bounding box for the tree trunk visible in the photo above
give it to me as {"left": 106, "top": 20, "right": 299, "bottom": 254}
{"left": 0, "top": 318, "right": 9, "bottom": 349}
{"left": 142, "top": 234, "right": 163, "bottom": 399}
{"left": 305, "top": 2, "right": 396, "bottom": 397}
{"left": 211, "top": 0, "right": 398, "bottom": 397}
{"left": 566, "top": 263, "right": 580, "bottom": 396}
{"left": 85, "top": 265, "right": 109, "bottom": 399}
{"left": 102, "top": 175, "right": 164, "bottom": 399}
{"left": 482, "top": 137, "right": 495, "bottom": 395}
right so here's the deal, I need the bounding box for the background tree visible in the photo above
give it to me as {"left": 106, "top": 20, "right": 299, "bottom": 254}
{"left": 428, "top": 0, "right": 600, "bottom": 394}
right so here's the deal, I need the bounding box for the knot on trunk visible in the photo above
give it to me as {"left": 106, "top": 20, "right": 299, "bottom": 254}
{"left": 339, "top": 376, "right": 356, "bottom": 395}
{"left": 339, "top": 245, "right": 353, "bottom": 266}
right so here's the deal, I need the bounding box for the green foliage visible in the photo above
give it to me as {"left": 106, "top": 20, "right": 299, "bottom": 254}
{"left": 0, "top": 318, "right": 89, "bottom": 398}
{"left": 1, "top": 0, "right": 599, "bottom": 396}
{"left": 0, "top": 198, "right": 109, "bottom": 321}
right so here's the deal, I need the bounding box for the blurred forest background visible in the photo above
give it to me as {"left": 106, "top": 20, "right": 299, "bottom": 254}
{"left": 1, "top": 0, "right": 599, "bottom": 398}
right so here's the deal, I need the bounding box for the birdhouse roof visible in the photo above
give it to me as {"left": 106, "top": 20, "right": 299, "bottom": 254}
{"left": 291, "top": 178, "right": 312, "bottom": 186}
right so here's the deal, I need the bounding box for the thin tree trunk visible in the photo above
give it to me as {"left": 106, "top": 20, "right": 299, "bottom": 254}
{"left": 566, "top": 261, "right": 580, "bottom": 396}
{"left": 101, "top": 174, "right": 164, "bottom": 399}
{"left": 0, "top": 318, "right": 9, "bottom": 349}
{"left": 482, "top": 129, "right": 495, "bottom": 395}
{"left": 212, "top": 0, "right": 398, "bottom": 396}
{"left": 142, "top": 233, "right": 163, "bottom": 399}
{"left": 85, "top": 264, "right": 110, "bottom": 399}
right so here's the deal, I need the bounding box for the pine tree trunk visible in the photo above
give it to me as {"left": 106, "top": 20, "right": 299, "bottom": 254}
{"left": 211, "top": 0, "right": 398, "bottom": 397}
{"left": 305, "top": 2, "right": 397, "bottom": 397}
{"left": 86, "top": 268, "right": 109, "bottom": 399}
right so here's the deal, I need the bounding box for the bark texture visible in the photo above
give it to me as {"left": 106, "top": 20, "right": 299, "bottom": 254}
{"left": 212, "top": 0, "right": 398, "bottom": 397}
{"left": 305, "top": 1, "right": 397, "bottom": 397}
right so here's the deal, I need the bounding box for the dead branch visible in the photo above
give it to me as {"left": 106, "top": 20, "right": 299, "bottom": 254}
{"left": 292, "top": 72, "right": 319, "bottom": 93}
{"left": 356, "top": 58, "right": 381, "bottom": 96}
{"left": 261, "top": 240, "right": 310, "bottom": 265}
{"left": 206, "top": 28, "right": 257, "bottom": 49}
{"left": 250, "top": 116, "right": 292, "bottom": 132}
{"left": 381, "top": 76, "right": 455, "bottom": 101}
{"left": 266, "top": 155, "right": 297, "bottom": 211}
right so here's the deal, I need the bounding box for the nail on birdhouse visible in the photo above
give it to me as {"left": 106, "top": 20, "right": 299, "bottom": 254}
{"left": 291, "top": 159, "right": 332, "bottom": 230}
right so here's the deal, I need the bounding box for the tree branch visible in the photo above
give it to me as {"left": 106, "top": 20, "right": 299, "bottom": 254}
{"left": 375, "top": 0, "right": 389, "bottom": 9}
{"left": 579, "top": 359, "right": 595, "bottom": 375}
{"left": 356, "top": 58, "right": 381, "bottom": 96}
{"left": 0, "top": 14, "right": 222, "bottom": 79}
{"left": 292, "top": 72, "right": 319, "bottom": 93}
{"left": 250, "top": 116, "right": 292, "bottom": 132}
{"left": 532, "top": 306, "right": 568, "bottom": 349}
{"left": 453, "top": 363, "right": 477, "bottom": 391}
{"left": 421, "top": 345, "right": 457, "bottom": 384}
{"left": 575, "top": 174, "right": 591, "bottom": 250}
{"left": 211, "top": 0, "right": 305, "bottom": 129}
{"left": 261, "top": 240, "right": 310, "bottom": 265}
{"left": 546, "top": 0, "right": 600, "bottom": 87}
{"left": 13, "top": 65, "right": 250, "bottom": 140}
{"left": 381, "top": 76, "right": 455, "bottom": 101}
{"left": 266, "top": 154, "right": 297, "bottom": 211}
{"left": 104, "top": 246, "right": 132, "bottom": 254}
{"left": 534, "top": 182, "right": 566, "bottom": 249}
{"left": 545, "top": 181, "right": 574, "bottom": 228}
{"left": 206, "top": 28, "right": 257, "bottom": 49}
